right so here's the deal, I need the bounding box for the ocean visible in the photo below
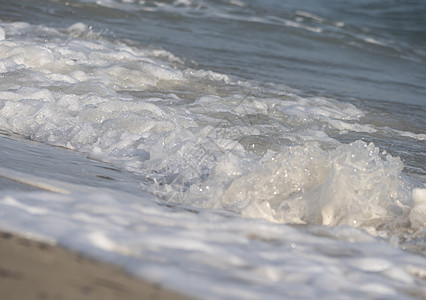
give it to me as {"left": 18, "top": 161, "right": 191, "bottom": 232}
{"left": 0, "top": 0, "right": 425, "bottom": 298}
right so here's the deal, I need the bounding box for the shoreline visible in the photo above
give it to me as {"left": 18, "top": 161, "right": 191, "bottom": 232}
{"left": 0, "top": 230, "right": 194, "bottom": 300}
{"left": 0, "top": 134, "right": 195, "bottom": 299}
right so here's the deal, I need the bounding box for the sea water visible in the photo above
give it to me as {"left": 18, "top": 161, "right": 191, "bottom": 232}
{"left": 0, "top": 0, "right": 425, "bottom": 298}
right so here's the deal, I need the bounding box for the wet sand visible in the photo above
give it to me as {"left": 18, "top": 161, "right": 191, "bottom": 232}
{"left": 0, "top": 230, "right": 194, "bottom": 300}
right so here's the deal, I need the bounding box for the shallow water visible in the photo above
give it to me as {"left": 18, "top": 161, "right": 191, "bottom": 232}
{"left": 0, "top": 0, "right": 425, "bottom": 298}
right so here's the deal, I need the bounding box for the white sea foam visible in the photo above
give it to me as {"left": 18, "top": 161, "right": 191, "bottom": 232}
{"left": 0, "top": 26, "right": 5, "bottom": 41}
{"left": 0, "top": 21, "right": 422, "bottom": 236}
{"left": 409, "top": 188, "right": 426, "bottom": 229}
{"left": 295, "top": 11, "right": 326, "bottom": 23}
{"left": 395, "top": 129, "right": 426, "bottom": 141}
{"left": 0, "top": 19, "right": 425, "bottom": 299}
{"left": 221, "top": 141, "right": 412, "bottom": 232}
{"left": 1, "top": 184, "right": 425, "bottom": 299}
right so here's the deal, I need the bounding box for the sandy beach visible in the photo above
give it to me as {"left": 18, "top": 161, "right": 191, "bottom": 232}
{"left": 0, "top": 230, "right": 193, "bottom": 300}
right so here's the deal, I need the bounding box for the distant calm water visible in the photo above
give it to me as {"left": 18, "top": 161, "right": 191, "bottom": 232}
{"left": 0, "top": 0, "right": 425, "bottom": 299}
